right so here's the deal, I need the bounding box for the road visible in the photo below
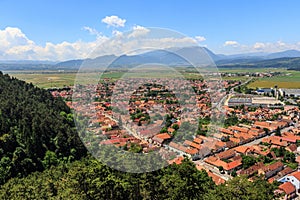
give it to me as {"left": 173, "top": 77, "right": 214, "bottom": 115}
{"left": 243, "top": 125, "right": 296, "bottom": 147}
{"left": 216, "top": 77, "right": 253, "bottom": 110}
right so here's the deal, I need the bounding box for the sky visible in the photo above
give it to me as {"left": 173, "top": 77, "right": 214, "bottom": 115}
{"left": 1, "top": 0, "right": 300, "bottom": 60}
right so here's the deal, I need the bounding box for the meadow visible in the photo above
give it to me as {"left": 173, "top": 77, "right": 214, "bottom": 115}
{"left": 6, "top": 68, "right": 300, "bottom": 89}
{"left": 247, "top": 70, "right": 300, "bottom": 89}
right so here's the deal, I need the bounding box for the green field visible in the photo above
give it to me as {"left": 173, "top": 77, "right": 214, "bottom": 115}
{"left": 248, "top": 70, "right": 300, "bottom": 89}
{"left": 6, "top": 68, "right": 300, "bottom": 89}
{"left": 7, "top": 70, "right": 204, "bottom": 88}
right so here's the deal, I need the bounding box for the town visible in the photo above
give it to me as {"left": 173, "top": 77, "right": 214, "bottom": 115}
{"left": 51, "top": 73, "right": 300, "bottom": 200}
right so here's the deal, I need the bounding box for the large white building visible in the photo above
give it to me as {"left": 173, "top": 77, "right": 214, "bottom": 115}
{"left": 227, "top": 95, "right": 284, "bottom": 108}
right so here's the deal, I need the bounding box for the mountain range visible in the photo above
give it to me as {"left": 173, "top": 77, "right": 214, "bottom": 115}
{"left": 1, "top": 48, "right": 300, "bottom": 71}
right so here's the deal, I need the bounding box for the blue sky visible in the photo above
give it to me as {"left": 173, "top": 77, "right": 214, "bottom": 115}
{"left": 1, "top": 0, "right": 300, "bottom": 60}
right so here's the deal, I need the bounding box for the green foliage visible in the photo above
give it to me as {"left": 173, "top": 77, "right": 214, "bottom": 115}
{"left": 241, "top": 155, "right": 257, "bottom": 169}
{"left": 129, "top": 143, "right": 142, "bottom": 153}
{"left": 224, "top": 113, "right": 239, "bottom": 127}
{"left": 42, "top": 151, "right": 58, "bottom": 169}
{"left": 0, "top": 157, "right": 277, "bottom": 200}
{"left": 204, "top": 176, "right": 277, "bottom": 200}
{"left": 271, "top": 147, "right": 296, "bottom": 163}
{"left": 172, "top": 123, "right": 179, "bottom": 130}
{"left": 0, "top": 72, "right": 86, "bottom": 184}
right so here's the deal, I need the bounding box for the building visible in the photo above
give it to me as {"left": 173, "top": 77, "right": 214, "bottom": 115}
{"left": 227, "top": 95, "right": 283, "bottom": 108}
{"left": 279, "top": 171, "right": 300, "bottom": 192}
{"left": 282, "top": 89, "right": 300, "bottom": 98}
{"left": 277, "top": 182, "right": 297, "bottom": 200}
{"left": 258, "top": 161, "right": 284, "bottom": 179}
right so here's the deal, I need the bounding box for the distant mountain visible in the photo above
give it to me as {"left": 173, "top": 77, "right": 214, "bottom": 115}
{"left": 55, "top": 55, "right": 117, "bottom": 69}
{"left": 266, "top": 50, "right": 300, "bottom": 59}
{"left": 218, "top": 57, "right": 300, "bottom": 69}
{"left": 2, "top": 48, "right": 300, "bottom": 71}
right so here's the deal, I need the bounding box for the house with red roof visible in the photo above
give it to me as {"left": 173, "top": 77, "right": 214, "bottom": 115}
{"left": 205, "top": 156, "right": 242, "bottom": 175}
{"left": 207, "top": 170, "right": 226, "bottom": 185}
{"left": 238, "top": 162, "right": 264, "bottom": 177}
{"left": 277, "top": 182, "right": 297, "bottom": 200}
{"left": 258, "top": 161, "right": 284, "bottom": 179}
{"left": 279, "top": 171, "right": 300, "bottom": 192}
{"left": 152, "top": 133, "right": 171, "bottom": 146}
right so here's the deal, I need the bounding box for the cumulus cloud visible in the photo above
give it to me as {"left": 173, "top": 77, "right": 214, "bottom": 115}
{"left": 224, "top": 40, "right": 239, "bottom": 47}
{"left": 3, "top": 26, "right": 300, "bottom": 61}
{"left": 0, "top": 27, "right": 110, "bottom": 60}
{"left": 128, "top": 25, "right": 150, "bottom": 38}
{"left": 0, "top": 26, "right": 198, "bottom": 60}
{"left": 195, "top": 36, "right": 206, "bottom": 42}
{"left": 101, "top": 15, "right": 126, "bottom": 27}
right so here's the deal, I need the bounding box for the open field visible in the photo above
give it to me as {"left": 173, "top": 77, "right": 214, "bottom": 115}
{"left": 247, "top": 70, "right": 300, "bottom": 89}
{"left": 221, "top": 76, "right": 249, "bottom": 81}
{"left": 6, "top": 70, "right": 204, "bottom": 88}
{"left": 6, "top": 68, "right": 300, "bottom": 89}
{"left": 218, "top": 68, "right": 288, "bottom": 73}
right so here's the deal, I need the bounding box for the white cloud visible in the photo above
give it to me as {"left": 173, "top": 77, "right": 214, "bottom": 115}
{"left": 128, "top": 25, "right": 150, "bottom": 38}
{"left": 0, "top": 26, "right": 199, "bottom": 61}
{"left": 253, "top": 42, "right": 265, "bottom": 50}
{"left": 82, "top": 26, "right": 101, "bottom": 36}
{"left": 224, "top": 40, "right": 239, "bottom": 47}
{"left": 0, "top": 26, "right": 110, "bottom": 61}
{"left": 195, "top": 36, "right": 206, "bottom": 42}
{"left": 4, "top": 26, "right": 300, "bottom": 61}
{"left": 112, "top": 30, "right": 123, "bottom": 37}
{"left": 0, "top": 27, "right": 34, "bottom": 50}
{"left": 220, "top": 40, "right": 300, "bottom": 54}
{"left": 101, "top": 15, "right": 126, "bottom": 27}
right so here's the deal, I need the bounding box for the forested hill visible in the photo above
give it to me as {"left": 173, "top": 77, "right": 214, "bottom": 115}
{"left": 0, "top": 72, "right": 86, "bottom": 184}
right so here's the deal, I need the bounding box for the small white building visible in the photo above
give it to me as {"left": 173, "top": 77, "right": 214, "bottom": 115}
{"left": 278, "top": 171, "right": 300, "bottom": 192}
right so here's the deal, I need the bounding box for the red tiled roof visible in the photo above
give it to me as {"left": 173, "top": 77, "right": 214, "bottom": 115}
{"left": 217, "top": 149, "right": 236, "bottom": 160}
{"left": 220, "top": 128, "right": 234, "bottom": 135}
{"left": 224, "top": 159, "right": 242, "bottom": 171}
{"left": 185, "top": 148, "right": 199, "bottom": 155}
{"left": 168, "top": 156, "right": 184, "bottom": 165}
{"left": 155, "top": 133, "right": 171, "bottom": 139}
{"left": 291, "top": 171, "right": 300, "bottom": 181}
{"left": 260, "top": 161, "right": 284, "bottom": 173}
{"left": 207, "top": 171, "right": 226, "bottom": 185}
{"left": 230, "top": 137, "right": 241, "bottom": 144}
{"left": 287, "top": 144, "right": 297, "bottom": 152}
{"left": 229, "top": 126, "right": 249, "bottom": 133}
{"left": 279, "top": 182, "right": 296, "bottom": 195}
{"left": 239, "top": 162, "right": 264, "bottom": 176}
{"left": 193, "top": 137, "right": 203, "bottom": 144}
{"left": 234, "top": 146, "right": 253, "bottom": 154}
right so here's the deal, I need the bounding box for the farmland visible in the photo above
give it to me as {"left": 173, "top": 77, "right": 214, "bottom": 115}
{"left": 6, "top": 68, "right": 300, "bottom": 89}
{"left": 247, "top": 70, "right": 300, "bottom": 89}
